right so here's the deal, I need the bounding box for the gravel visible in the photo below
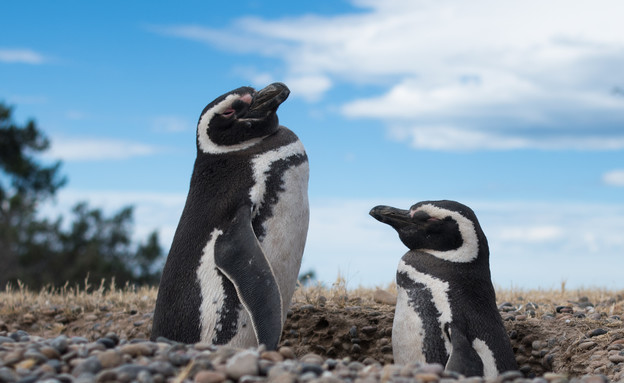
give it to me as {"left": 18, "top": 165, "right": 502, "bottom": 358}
{"left": 0, "top": 330, "right": 620, "bottom": 383}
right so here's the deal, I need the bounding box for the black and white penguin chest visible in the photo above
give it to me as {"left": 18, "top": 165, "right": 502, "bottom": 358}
{"left": 370, "top": 200, "right": 517, "bottom": 377}
{"left": 152, "top": 83, "right": 309, "bottom": 350}
{"left": 195, "top": 135, "right": 309, "bottom": 347}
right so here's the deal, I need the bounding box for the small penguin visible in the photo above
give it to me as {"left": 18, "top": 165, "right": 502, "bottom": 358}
{"left": 151, "top": 83, "right": 309, "bottom": 350}
{"left": 370, "top": 200, "right": 517, "bottom": 377}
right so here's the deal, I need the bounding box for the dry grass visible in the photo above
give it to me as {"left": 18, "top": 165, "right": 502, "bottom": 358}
{"left": 1, "top": 276, "right": 623, "bottom": 317}
{"left": 0, "top": 277, "right": 158, "bottom": 318}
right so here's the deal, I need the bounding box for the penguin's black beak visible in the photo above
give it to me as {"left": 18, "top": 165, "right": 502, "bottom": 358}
{"left": 369, "top": 205, "right": 413, "bottom": 229}
{"left": 248, "top": 82, "right": 290, "bottom": 116}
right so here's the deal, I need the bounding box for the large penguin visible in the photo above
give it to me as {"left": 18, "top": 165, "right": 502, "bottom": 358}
{"left": 370, "top": 200, "right": 517, "bottom": 377}
{"left": 151, "top": 83, "right": 309, "bottom": 350}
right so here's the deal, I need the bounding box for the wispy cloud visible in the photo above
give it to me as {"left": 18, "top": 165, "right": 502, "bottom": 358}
{"left": 40, "top": 189, "right": 186, "bottom": 246}
{"left": 152, "top": 0, "right": 624, "bottom": 151}
{"left": 0, "top": 48, "right": 47, "bottom": 64}
{"left": 152, "top": 115, "right": 192, "bottom": 133}
{"left": 603, "top": 170, "right": 624, "bottom": 187}
{"left": 47, "top": 137, "right": 161, "bottom": 161}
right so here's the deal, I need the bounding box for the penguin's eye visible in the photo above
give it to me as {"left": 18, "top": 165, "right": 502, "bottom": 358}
{"left": 220, "top": 108, "right": 235, "bottom": 118}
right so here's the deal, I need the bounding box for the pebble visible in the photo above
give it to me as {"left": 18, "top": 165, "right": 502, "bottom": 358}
{"left": 194, "top": 370, "right": 227, "bottom": 383}
{"left": 589, "top": 328, "right": 608, "bottom": 337}
{"left": 225, "top": 349, "right": 259, "bottom": 379}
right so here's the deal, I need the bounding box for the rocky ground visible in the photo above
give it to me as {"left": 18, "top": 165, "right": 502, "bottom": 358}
{"left": 1, "top": 285, "right": 624, "bottom": 382}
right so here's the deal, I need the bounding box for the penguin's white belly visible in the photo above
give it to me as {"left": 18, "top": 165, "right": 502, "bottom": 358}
{"left": 257, "top": 160, "right": 309, "bottom": 322}
{"left": 392, "top": 288, "right": 426, "bottom": 365}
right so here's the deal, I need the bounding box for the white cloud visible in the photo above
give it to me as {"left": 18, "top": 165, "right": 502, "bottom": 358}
{"left": 47, "top": 137, "right": 161, "bottom": 161}
{"left": 284, "top": 74, "right": 332, "bottom": 102}
{"left": 0, "top": 49, "right": 46, "bottom": 64}
{"left": 498, "top": 225, "right": 564, "bottom": 243}
{"left": 153, "top": 0, "right": 624, "bottom": 151}
{"left": 152, "top": 115, "right": 191, "bottom": 133}
{"left": 603, "top": 170, "right": 624, "bottom": 187}
{"left": 40, "top": 189, "right": 186, "bottom": 246}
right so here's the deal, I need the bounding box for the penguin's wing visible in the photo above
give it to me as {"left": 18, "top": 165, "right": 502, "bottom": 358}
{"left": 445, "top": 324, "right": 484, "bottom": 377}
{"left": 214, "top": 204, "right": 283, "bottom": 350}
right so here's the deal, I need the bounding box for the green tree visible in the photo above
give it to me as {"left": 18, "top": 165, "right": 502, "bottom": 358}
{"left": 0, "top": 102, "right": 66, "bottom": 286}
{"left": 0, "top": 102, "right": 163, "bottom": 289}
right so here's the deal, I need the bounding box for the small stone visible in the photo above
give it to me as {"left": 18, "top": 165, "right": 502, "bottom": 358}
{"left": 268, "top": 370, "right": 296, "bottom": 383}
{"left": 414, "top": 373, "right": 440, "bottom": 382}
{"left": 543, "top": 372, "right": 568, "bottom": 381}
{"left": 362, "top": 357, "right": 378, "bottom": 365}
{"left": 500, "top": 370, "right": 524, "bottom": 380}
{"left": 0, "top": 336, "right": 15, "bottom": 344}
{"left": 225, "top": 350, "right": 259, "bottom": 380}
{"left": 115, "top": 365, "right": 151, "bottom": 381}
{"left": 348, "top": 361, "right": 365, "bottom": 371}
{"left": 279, "top": 346, "right": 296, "bottom": 360}
{"left": 148, "top": 361, "right": 176, "bottom": 377}
{"left": 0, "top": 367, "right": 18, "bottom": 383}
{"left": 578, "top": 341, "right": 597, "bottom": 350}
{"left": 96, "top": 349, "right": 123, "bottom": 368}
{"left": 137, "top": 370, "right": 154, "bottom": 383}
{"left": 120, "top": 342, "right": 154, "bottom": 357}
{"left": 72, "top": 356, "right": 102, "bottom": 376}
{"left": 300, "top": 353, "right": 323, "bottom": 365}
{"left": 361, "top": 326, "right": 377, "bottom": 335}
{"left": 589, "top": 328, "right": 608, "bottom": 337}
{"left": 581, "top": 375, "right": 609, "bottom": 383}
{"left": 96, "top": 337, "right": 116, "bottom": 349}
{"left": 260, "top": 350, "right": 284, "bottom": 362}
{"left": 40, "top": 346, "right": 61, "bottom": 360}
{"left": 194, "top": 370, "right": 227, "bottom": 383}
{"left": 25, "top": 349, "right": 49, "bottom": 364}
{"left": 418, "top": 364, "right": 444, "bottom": 375}
{"left": 301, "top": 363, "right": 324, "bottom": 376}
{"left": 3, "top": 349, "right": 25, "bottom": 365}
{"left": 556, "top": 306, "right": 573, "bottom": 313}
{"left": 70, "top": 336, "right": 89, "bottom": 344}
{"left": 608, "top": 354, "right": 624, "bottom": 363}
{"left": 51, "top": 335, "right": 69, "bottom": 353}
{"left": 16, "top": 358, "right": 38, "bottom": 370}
{"left": 373, "top": 289, "right": 397, "bottom": 305}
{"left": 349, "top": 326, "right": 358, "bottom": 338}
{"left": 84, "top": 314, "right": 98, "bottom": 321}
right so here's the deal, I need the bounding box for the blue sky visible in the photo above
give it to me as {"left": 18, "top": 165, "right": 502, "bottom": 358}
{"left": 2, "top": 0, "right": 624, "bottom": 289}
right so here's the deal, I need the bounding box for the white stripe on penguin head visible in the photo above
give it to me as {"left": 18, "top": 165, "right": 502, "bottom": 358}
{"left": 413, "top": 204, "right": 480, "bottom": 263}
{"left": 197, "top": 93, "right": 263, "bottom": 154}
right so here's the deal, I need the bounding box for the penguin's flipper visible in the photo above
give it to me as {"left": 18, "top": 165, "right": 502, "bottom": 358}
{"left": 445, "top": 325, "right": 484, "bottom": 377}
{"left": 214, "top": 204, "right": 283, "bottom": 350}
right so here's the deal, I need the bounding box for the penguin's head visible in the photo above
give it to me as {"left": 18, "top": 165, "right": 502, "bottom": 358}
{"left": 370, "top": 200, "right": 487, "bottom": 263}
{"left": 196, "top": 82, "right": 290, "bottom": 154}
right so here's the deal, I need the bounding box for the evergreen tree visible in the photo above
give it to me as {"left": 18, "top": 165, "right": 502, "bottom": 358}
{"left": 0, "top": 102, "right": 163, "bottom": 289}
